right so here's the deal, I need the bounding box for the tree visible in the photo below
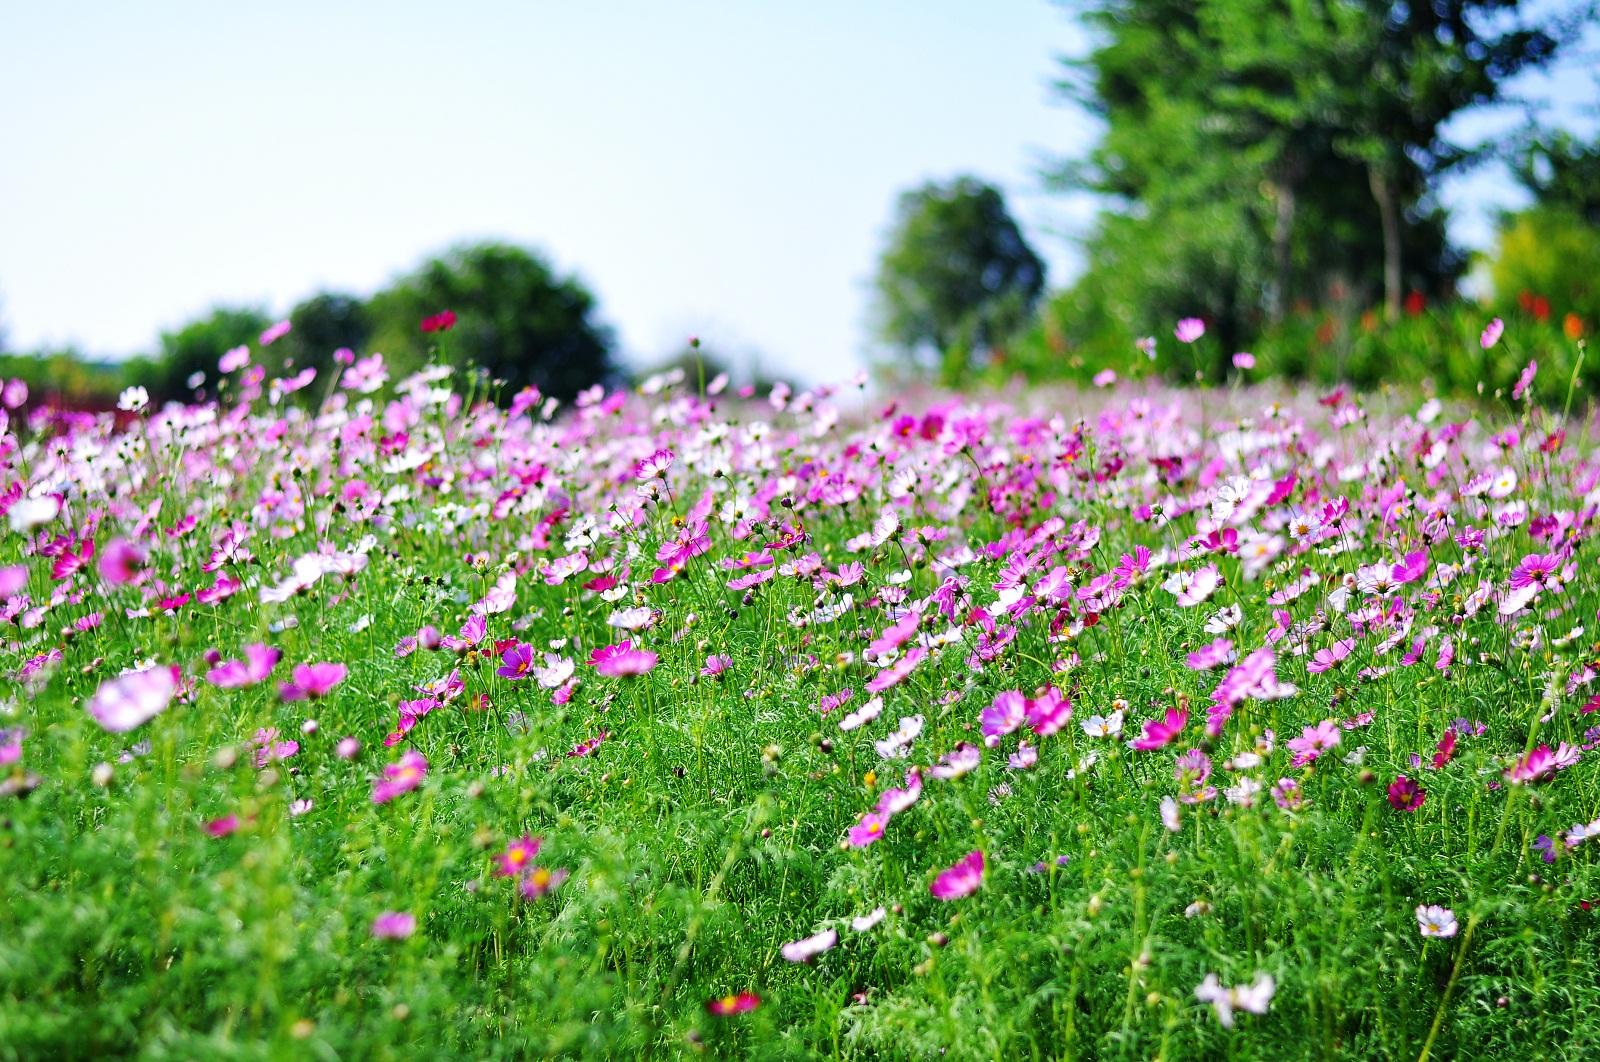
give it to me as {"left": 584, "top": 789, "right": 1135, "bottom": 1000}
{"left": 368, "top": 242, "right": 616, "bottom": 403}
{"left": 1056, "top": 0, "right": 1577, "bottom": 341}
{"left": 1513, "top": 130, "right": 1600, "bottom": 226}
{"left": 274, "top": 291, "right": 373, "bottom": 379}
{"left": 152, "top": 306, "right": 271, "bottom": 400}
{"left": 874, "top": 177, "right": 1046, "bottom": 381}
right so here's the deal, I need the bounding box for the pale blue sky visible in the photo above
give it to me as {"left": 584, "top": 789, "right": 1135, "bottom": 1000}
{"left": 1, "top": 2, "right": 1594, "bottom": 383}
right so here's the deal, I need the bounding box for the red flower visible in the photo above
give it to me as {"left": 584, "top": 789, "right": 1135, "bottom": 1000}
{"left": 420, "top": 310, "right": 457, "bottom": 333}
{"left": 706, "top": 991, "right": 761, "bottom": 1016}
{"left": 1404, "top": 291, "right": 1426, "bottom": 316}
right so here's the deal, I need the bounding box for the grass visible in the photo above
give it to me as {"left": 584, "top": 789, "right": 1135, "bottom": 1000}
{"left": 2, "top": 360, "right": 1599, "bottom": 1060}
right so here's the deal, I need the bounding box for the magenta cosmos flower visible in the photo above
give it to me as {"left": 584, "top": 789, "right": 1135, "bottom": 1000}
{"left": 497, "top": 643, "right": 536, "bottom": 679}
{"left": 279, "top": 662, "right": 347, "bottom": 701}
{"left": 259, "top": 319, "right": 292, "bottom": 346}
{"left": 930, "top": 849, "right": 985, "bottom": 900}
{"left": 1131, "top": 707, "right": 1188, "bottom": 751}
{"left": 372, "top": 749, "right": 428, "bottom": 804}
{"left": 590, "top": 640, "right": 658, "bottom": 677}
{"left": 87, "top": 665, "right": 180, "bottom": 733}
{"left": 1480, "top": 317, "right": 1504, "bottom": 349}
{"left": 1387, "top": 775, "right": 1426, "bottom": 812}
{"left": 706, "top": 992, "right": 760, "bottom": 1016}
{"left": 371, "top": 911, "right": 416, "bottom": 939}
{"left": 1174, "top": 317, "right": 1206, "bottom": 343}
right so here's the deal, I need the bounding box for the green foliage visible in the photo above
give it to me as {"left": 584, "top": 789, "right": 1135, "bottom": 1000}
{"left": 1488, "top": 207, "right": 1600, "bottom": 330}
{"left": 873, "top": 177, "right": 1045, "bottom": 384}
{"left": 1057, "top": 0, "right": 1572, "bottom": 343}
{"left": 277, "top": 292, "right": 374, "bottom": 380}
{"left": 153, "top": 306, "right": 271, "bottom": 401}
{"left": 367, "top": 242, "right": 617, "bottom": 403}
{"left": 0, "top": 350, "right": 128, "bottom": 406}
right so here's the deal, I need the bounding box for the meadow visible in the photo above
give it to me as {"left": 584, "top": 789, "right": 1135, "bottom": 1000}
{"left": 3, "top": 330, "right": 1600, "bottom": 1060}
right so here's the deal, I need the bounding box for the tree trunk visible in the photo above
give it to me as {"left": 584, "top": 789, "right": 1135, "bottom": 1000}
{"left": 1368, "top": 163, "right": 1402, "bottom": 323}
{"left": 1268, "top": 178, "right": 1296, "bottom": 325}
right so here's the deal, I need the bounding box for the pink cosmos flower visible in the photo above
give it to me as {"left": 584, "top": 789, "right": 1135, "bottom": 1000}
{"left": 0, "top": 564, "right": 26, "bottom": 597}
{"left": 280, "top": 662, "right": 347, "bottom": 701}
{"left": 0, "top": 728, "right": 22, "bottom": 766}
{"left": 1416, "top": 905, "right": 1457, "bottom": 938}
{"left": 590, "top": 640, "right": 658, "bottom": 677}
{"left": 219, "top": 345, "right": 250, "bottom": 373}
{"left": 929, "top": 849, "right": 984, "bottom": 900}
{"left": 372, "top": 912, "right": 416, "bottom": 939}
{"left": 848, "top": 810, "right": 890, "bottom": 847}
{"left": 1195, "top": 972, "right": 1275, "bottom": 1027}
{"left": 1131, "top": 707, "right": 1188, "bottom": 751}
{"left": 701, "top": 654, "right": 733, "bottom": 678}
{"left": 206, "top": 643, "right": 282, "bottom": 688}
{"left": 372, "top": 749, "right": 428, "bottom": 804}
{"left": 1232, "top": 351, "right": 1256, "bottom": 369}
{"left": 1025, "top": 687, "right": 1073, "bottom": 736}
{"left": 1505, "top": 743, "right": 1578, "bottom": 784}
{"left": 780, "top": 928, "right": 838, "bottom": 963}
{"left": 1307, "top": 638, "right": 1355, "bottom": 674}
{"left": 634, "top": 448, "right": 675, "bottom": 481}
{"left": 981, "top": 691, "right": 1027, "bottom": 743}
{"left": 1175, "top": 317, "right": 1206, "bottom": 343}
{"left": 97, "top": 538, "right": 146, "bottom": 585}
{"left": 1509, "top": 552, "right": 1561, "bottom": 590}
{"left": 520, "top": 865, "right": 569, "bottom": 899}
{"left": 259, "top": 319, "right": 292, "bottom": 345}
{"left": 1186, "top": 638, "right": 1236, "bottom": 671}
{"left": 930, "top": 742, "right": 982, "bottom": 780}
{"left": 205, "top": 814, "right": 240, "bottom": 838}
{"left": 1480, "top": 317, "right": 1504, "bottom": 349}
{"left": 1286, "top": 720, "right": 1341, "bottom": 767}
{"left": 87, "top": 666, "right": 179, "bottom": 732}
{"left": 1512, "top": 359, "right": 1538, "bottom": 401}
{"left": 495, "top": 835, "right": 543, "bottom": 877}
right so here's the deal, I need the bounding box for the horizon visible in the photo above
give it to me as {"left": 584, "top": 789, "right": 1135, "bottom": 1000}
{"left": 1, "top": 1, "right": 1595, "bottom": 384}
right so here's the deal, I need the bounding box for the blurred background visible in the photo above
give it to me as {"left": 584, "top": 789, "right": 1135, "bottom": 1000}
{"left": 0, "top": 0, "right": 1596, "bottom": 408}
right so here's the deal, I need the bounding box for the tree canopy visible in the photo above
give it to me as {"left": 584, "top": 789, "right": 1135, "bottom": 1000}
{"left": 874, "top": 177, "right": 1045, "bottom": 382}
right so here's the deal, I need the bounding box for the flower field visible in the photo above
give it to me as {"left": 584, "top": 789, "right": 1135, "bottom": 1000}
{"left": 3, "top": 347, "right": 1600, "bottom": 1060}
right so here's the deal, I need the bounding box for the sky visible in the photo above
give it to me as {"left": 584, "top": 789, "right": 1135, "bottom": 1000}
{"left": 0, "top": 2, "right": 1594, "bottom": 384}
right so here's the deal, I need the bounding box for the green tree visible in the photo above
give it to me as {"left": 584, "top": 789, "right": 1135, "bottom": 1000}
{"left": 1056, "top": 0, "right": 1577, "bottom": 347}
{"left": 368, "top": 242, "right": 616, "bottom": 403}
{"left": 274, "top": 292, "right": 372, "bottom": 379}
{"left": 873, "top": 177, "right": 1046, "bottom": 383}
{"left": 152, "top": 306, "right": 271, "bottom": 400}
{"left": 1481, "top": 128, "right": 1600, "bottom": 330}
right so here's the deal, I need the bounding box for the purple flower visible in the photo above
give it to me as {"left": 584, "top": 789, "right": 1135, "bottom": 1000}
{"left": 497, "top": 642, "right": 536, "bottom": 679}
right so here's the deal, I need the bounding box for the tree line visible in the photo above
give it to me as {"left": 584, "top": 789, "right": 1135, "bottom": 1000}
{"left": 873, "top": 0, "right": 1600, "bottom": 391}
